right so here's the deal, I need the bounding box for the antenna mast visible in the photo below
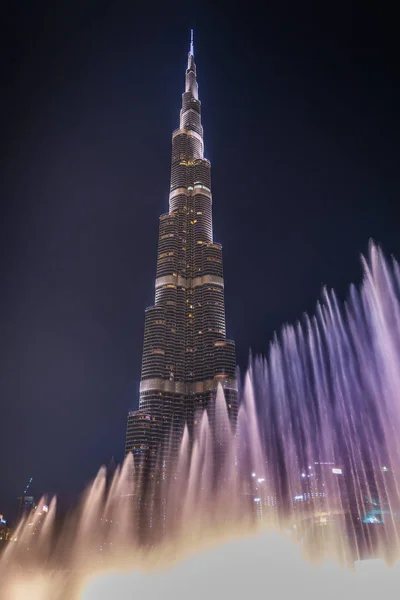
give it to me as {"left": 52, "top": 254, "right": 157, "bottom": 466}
{"left": 190, "top": 29, "right": 194, "bottom": 56}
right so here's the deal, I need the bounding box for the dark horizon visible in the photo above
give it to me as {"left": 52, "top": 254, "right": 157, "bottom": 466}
{"left": 0, "top": 2, "right": 399, "bottom": 520}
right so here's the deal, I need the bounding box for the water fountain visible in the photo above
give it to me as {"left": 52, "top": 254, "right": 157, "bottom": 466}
{"left": 1, "top": 242, "right": 400, "bottom": 599}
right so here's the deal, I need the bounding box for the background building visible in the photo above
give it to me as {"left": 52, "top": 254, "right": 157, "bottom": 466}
{"left": 16, "top": 495, "right": 35, "bottom": 522}
{"left": 0, "top": 514, "right": 11, "bottom": 546}
{"left": 16, "top": 477, "right": 35, "bottom": 523}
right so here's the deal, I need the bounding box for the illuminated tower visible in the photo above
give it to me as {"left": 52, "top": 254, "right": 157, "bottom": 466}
{"left": 125, "top": 31, "right": 237, "bottom": 474}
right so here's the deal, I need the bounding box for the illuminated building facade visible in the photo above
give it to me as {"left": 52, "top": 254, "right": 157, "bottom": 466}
{"left": 293, "top": 463, "right": 345, "bottom": 508}
{"left": 0, "top": 514, "right": 11, "bottom": 545}
{"left": 125, "top": 31, "right": 237, "bottom": 476}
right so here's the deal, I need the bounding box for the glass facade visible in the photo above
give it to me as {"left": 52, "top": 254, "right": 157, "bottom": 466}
{"left": 125, "top": 33, "right": 237, "bottom": 482}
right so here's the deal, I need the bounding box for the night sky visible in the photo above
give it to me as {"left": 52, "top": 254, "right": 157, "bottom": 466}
{"left": 0, "top": 1, "right": 399, "bottom": 520}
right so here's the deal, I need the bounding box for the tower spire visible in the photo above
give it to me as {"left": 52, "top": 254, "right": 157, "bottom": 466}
{"left": 190, "top": 29, "right": 194, "bottom": 56}
{"left": 186, "top": 29, "right": 197, "bottom": 96}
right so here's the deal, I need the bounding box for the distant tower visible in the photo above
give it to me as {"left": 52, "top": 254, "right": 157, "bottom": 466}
{"left": 125, "top": 31, "right": 237, "bottom": 478}
{"left": 16, "top": 477, "right": 35, "bottom": 522}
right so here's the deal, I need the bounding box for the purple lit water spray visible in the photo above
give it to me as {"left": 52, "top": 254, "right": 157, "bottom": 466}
{"left": 1, "top": 243, "right": 400, "bottom": 598}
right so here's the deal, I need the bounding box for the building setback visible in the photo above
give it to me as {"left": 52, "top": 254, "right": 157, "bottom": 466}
{"left": 125, "top": 31, "right": 237, "bottom": 478}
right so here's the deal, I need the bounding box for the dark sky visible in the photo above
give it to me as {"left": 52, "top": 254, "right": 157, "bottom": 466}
{"left": 0, "top": 1, "right": 399, "bottom": 519}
